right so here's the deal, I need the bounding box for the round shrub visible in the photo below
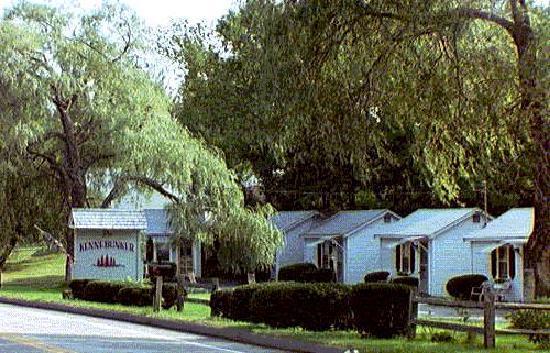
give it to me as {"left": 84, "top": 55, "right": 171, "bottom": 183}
{"left": 82, "top": 281, "right": 126, "bottom": 303}
{"left": 118, "top": 286, "right": 152, "bottom": 306}
{"left": 68, "top": 279, "right": 92, "bottom": 299}
{"left": 314, "top": 268, "right": 336, "bottom": 283}
{"left": 446, "top": 274, "right": 488, "bottom": 300}
{"left": 249, "top": 283, "right": 352, "bottom": 331}
{"left": 210, "top": 289, "right": 234, "bottom": 318}
{"left": 508, "top": 309, "right": 550, "bottom": 348}
{"left": 391, "top": 276, "right": 419, "bottom": 288}
{"left": 364, "top": 271, "right": 390, "bottom": 283}
{"left": 350, "top": 283, "right": 411, "bottom": 338}
{"left": 278, "top": 263, "right": 318, "bottom": 282}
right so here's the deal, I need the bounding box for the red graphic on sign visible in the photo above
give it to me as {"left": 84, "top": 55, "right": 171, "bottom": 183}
{"left": 94, "top": 255, "right": 124, "bottom": 267}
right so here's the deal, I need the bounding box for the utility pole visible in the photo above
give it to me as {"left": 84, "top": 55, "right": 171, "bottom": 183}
{"left": 483, "top": 180, "right": 488, "bottom": 228}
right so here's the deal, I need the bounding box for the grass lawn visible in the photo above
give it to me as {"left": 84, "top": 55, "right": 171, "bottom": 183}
{"left": 0, "top": 246, "right": 544, "bottom": 353}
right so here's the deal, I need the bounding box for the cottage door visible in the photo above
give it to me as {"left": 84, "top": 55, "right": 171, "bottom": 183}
{"left": 419, "top": 241, "right": 429, "bottom": 295}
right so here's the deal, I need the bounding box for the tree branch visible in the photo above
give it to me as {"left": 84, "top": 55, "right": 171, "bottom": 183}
{"left": 100, "top": 175, "right": 180, "bottom": 208}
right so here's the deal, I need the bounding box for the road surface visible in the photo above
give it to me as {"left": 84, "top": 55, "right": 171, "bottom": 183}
{"left": 0, "top": 304, "right": 288, "bottom": 353}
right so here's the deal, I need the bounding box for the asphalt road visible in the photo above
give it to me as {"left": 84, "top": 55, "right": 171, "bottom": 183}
{"left": 0, "top": 304, "right": 288, "bottom": 353}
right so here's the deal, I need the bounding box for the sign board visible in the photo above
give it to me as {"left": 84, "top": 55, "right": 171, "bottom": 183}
{"left": 72, "top": 229, "right": 143, "bottom": 281}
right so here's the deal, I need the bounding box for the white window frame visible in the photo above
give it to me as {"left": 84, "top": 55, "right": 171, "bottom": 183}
{"left": 495, "top": 245, "right": 510, "bottom": 280}
{"left": 397, "top": 243, "right": 413, "bottom": 274}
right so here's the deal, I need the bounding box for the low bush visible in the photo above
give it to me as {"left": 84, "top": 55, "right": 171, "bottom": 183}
{"left": 350, "top": 283, "right": 411, "bottom": 338}
{"left": 431, "top": 332, "right": 453, "bottom": 342}
{"left": 446, "top": 274, "right": 487, "bottom": 300}
{"left": 68, "top": 279, "right": 92, "bottom": 298}
{"left": 118, "top": 286, "right": 151, "bottom": 306}
{"left": 391, "top": 276, "right": 419, "bottom": 288}
{"left": 363, "top": 271, "right": 390, "bottom": 283}
{"left": 507, "top": 309, "right": 550, "bottom": 348}
{"left": 70, "top": 279, "right": 180, "bottom": 308}
{"left": 230, "top": 284, "right": 263, "bottom": 321}
{"left": 277, "top": 263, "right": 317, "bottom": 282}
{"left": 314, "top": 268, "right": 336, "bottom": 283}
{"left": 81, "top": 281, "right": 126, "bottom": 303}
{"left": 210, "top": 288, "right": 234, "bottom": 318}
{"left": 249, "top": 283, "right": 352, "bottom": 331}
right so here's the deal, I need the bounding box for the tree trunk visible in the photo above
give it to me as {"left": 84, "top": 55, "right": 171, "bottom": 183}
{"left": 511, "top": 3, "right": 549, "bottom": 296}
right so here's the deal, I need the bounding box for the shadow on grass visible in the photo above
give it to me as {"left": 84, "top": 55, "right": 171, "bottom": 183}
{"left": 3, "top": 275, "right": 65, "bottom": 289}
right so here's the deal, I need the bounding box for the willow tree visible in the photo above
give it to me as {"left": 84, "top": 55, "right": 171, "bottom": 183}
{"left": 0, "top": 2, "right": 281, "bottom": 276}
{"left": 169, "top": 0, "right": 548, "bottom": 292}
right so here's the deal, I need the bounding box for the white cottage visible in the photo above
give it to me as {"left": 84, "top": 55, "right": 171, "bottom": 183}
{"left": 143, "top": 208, "right": 201, "bottom": 278}
{"left": 463, "top": 208, "right": 534, "bottom": 302}
{"left": 302, "top": 210, "right": 399, "bottom": 283}
{"left": 374, "top": 208, "right": 486, "bottom": 296}
{"left": 273, "top": 211, "right": 319, "bottom": 274}
{"left": 69, "top": 209, "right": 146, "bottom": 281}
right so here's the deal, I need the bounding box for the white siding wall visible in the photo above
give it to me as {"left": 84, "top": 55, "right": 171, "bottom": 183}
{"left": 428, "top": 218, "right": 484, "bottom": 296}
{"left": 470, "top": 241, "right": 524, "bottom": 301}
{"left": 276, "top": 219, "right": 314, "bottom": 268}
{"left": 304, "top": 238, "right": 318, "bottom": 265}
{"left": 379, "top": 238, "right": 398, "bottom": 275}
{"left": 345, "top": 218, "right": 396, "bottom": 284}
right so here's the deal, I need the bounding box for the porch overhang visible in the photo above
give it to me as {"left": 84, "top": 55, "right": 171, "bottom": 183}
{"left": 480, "top": 239, "right": 528, "bottom": 253}
{"left": 305, "top": 235, "right": 338, "bottom": 247}
{"left": 383, "top": 235, "right": 427, "bottom": 248}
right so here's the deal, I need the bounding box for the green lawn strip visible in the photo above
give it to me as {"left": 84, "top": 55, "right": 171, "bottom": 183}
{"left": 0, "top": 246, "right": 543, "bottom": 353}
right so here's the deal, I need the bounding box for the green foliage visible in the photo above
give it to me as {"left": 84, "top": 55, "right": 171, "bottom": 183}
{"left": 446, "top": 274, "right": 488, "bottom": 300}
{"left": 391, "top": 276, "right": 419, "bottom": 288}
{"left": 364, "top": 271, "right": 390, "bottom": 283}
{"left": 164, "top": 0, "right": 547, "bottom": 215}
{"left": 350, "top": 283, "right": 411, "bottom": 338}
{"left": 249, "top": 283, "right": 352, "bottom": 331}
{"left": 507, "top": 309, "right": 550, "bottom": 348}
{"left": 0, "top": 1, "right": 282, "bottom": 271}
{"left": 277, "top": 263, "right": 317, "bottom": 282}
{"left": 70, "top": 279, "right": 180, "bottom": 308}
{"left": 277, "top": 263, "right": 334, "bottom": 283}
{"left": 210, "top": 288, "right": 234, "bottom": 318}
{"left": 431, "top": 332, "right": 454, "bottom": 343}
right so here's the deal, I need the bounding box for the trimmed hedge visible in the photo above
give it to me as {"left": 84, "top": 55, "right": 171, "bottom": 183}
{"left": 277, "top": 263, "right": 317, "bottom": 282}
{"left": 82, "top": 281, "right": 126, "bottom": 304}
{"left": 230, "top": 284, "right": 263, "bottom": 321}
{"left": 350, "top": 283, "right": 411, "bottom": 338}
{"left": 249, "top": 283, "right": 352, "bottom": 330}
{"left": 364, "top": 271, "right": 390, "bottom": 283}
{"left": 68, "top": 279, "right": 92, "bottom": 298}
{"left": 446, "top": 274, "right": 488, "bottom": 300}
{"left": 277, "top": 263, "right": 334, "bottom": 283}
{"left": 70, "top": 279, "right": 182, "bottom": 308}
{"left": 391, "top": 276, "right": 419, "bottom": 288}
{"left": 210, "top": 288, "right": 234, "bottom": 318}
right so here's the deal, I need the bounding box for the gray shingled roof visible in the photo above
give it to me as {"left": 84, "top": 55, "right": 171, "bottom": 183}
{"left": 144, "top": 209, "right": 174, "bottom": 235}
{"left": 305, "top": 210, "right": 388, "bottom": 237}
{"left": 375, "top": 208, "right": 480, "bottom": 238}
{"left": 463, "top": 208, "right": 533, "bottom": 242}
{"left": 69, "top": 209, "right": 147, "bottom": 230}
{"left": 271, "top": 211, "right": 318, "bottom": 232}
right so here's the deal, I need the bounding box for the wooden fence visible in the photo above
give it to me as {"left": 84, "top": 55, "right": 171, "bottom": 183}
{"left": 409, "top": 291, "right": 550, "bottom": 349}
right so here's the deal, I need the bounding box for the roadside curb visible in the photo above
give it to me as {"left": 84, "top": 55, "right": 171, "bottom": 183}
{"left": 0, "top": 297, "right": 345, "bottom": 353}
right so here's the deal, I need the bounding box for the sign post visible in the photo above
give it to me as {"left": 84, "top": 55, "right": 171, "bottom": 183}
{"left": 153, "top": 276, "right": 163, "bottom": 312}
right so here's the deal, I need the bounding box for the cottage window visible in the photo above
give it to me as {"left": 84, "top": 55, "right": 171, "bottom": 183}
{"left": 384, "top": 213, "right": 393, "bottom": 223}
{"left": 491, "top": 245, "right": 515, "bottom": 280}
{"left": 395, "top": 242, "right": 415, "bottom": 274}
{"left": 473, "top": 212, "right": 481, "bottom": 223}
{"left": 317, "top": 240, "right": 336, "bottom": 270}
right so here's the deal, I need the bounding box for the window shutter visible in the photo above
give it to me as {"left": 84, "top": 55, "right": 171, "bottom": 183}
{"left": 410, "top": 242, "right": 416, "bottom": 274}
{"left": 509, "top": 246, "right": 516, "bottom": 279}
{"left": 491, "top": 249, "right": 497, "bottom": 278}
{"left": 317, "top": 244, "right": 322, "bottom": 268}
{"left": 395, "top": 245, "right": 401, "bottom": 272}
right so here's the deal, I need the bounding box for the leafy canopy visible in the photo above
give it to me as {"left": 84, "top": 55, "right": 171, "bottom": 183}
{"left": 0, "top": 1, "right": 282, "bottom": 271}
